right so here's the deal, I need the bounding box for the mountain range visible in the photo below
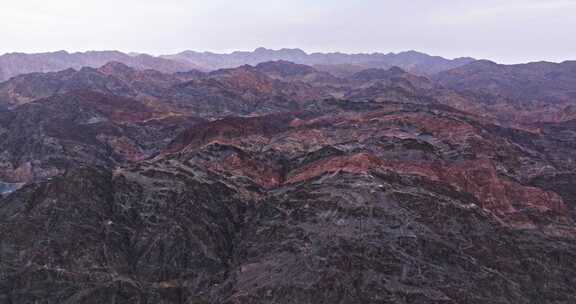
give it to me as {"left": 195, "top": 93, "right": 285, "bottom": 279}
{"left": 162, "top": 47, "right": 476, "bottom": 75}
{"left": 0, "top": 51, "right": 575, "bottom": 303}
{"left": 0, "top": 48, "right": 475, "bottom": 82}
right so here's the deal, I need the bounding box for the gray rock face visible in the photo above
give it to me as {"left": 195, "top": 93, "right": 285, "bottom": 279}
{"left": 0, "top": 165, "right": 247, "bottom": 303}
{"left": 1, "top": 162, "right": 575, "bottom": 303}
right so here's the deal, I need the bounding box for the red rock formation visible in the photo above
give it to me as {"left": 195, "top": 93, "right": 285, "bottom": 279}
{"left": 287, "top": 153, "right": 570, "bottom": 227}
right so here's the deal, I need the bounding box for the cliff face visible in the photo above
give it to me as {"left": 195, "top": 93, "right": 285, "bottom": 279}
{"left": 0, "top": 60, "right": 576, "bottom": 303}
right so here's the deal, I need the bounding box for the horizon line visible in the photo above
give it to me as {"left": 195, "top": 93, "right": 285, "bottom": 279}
{"left": 0, "top": 47, "right": 573, "bottom": 65}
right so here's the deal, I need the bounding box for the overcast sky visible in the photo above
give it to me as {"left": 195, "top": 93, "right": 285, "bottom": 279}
{"left": 1, "top": 0, "right": 574, "bottom": 63}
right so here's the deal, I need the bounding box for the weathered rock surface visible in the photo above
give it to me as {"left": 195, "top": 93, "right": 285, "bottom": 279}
{"left": 0, "top": 59, "right": 575, "bottom": 303}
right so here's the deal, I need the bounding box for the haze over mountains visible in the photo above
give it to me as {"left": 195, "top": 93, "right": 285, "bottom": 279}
{"left": 0, "top": 48, "right": 475, "bottom": 82}
{"left": 162, "top": 47, "right": 476, "bottom": 75}
{"left": 0, "top": 50, "right": 203, "bottom": 82}
{"left": 0, "top": 48, "right": 576, "bottom": 303}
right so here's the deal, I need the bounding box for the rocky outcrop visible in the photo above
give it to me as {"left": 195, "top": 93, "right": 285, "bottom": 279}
{"left": 0, "top": 90, "right": 203, "bottom": 182}
{"left": 2, "top": 156, "right": 576, "bottom": 303}
{"left": 0, "top": 164, "right": 249, "bottom": 303}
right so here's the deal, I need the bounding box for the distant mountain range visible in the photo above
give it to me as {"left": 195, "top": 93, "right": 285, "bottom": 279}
{"left": 162, "top": 47, "right": 476, "bottom": 75}
{"left": 0, "top": 50, "right": 200, "bottom": 82}
{"left": 0, "top": 48, "right": 475, "bottom": 81}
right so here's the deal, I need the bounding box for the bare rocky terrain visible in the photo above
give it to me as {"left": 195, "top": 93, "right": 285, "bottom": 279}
{"left": 0, "top": 54, "right": 575, "bottom": 303}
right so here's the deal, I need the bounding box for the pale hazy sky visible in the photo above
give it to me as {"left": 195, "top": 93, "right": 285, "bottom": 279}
{"left": 1, "top": 0, "right": 575, "bottom": 63}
